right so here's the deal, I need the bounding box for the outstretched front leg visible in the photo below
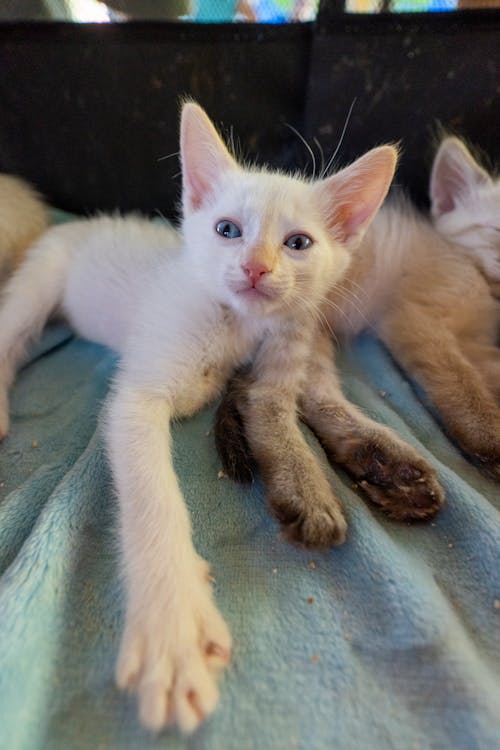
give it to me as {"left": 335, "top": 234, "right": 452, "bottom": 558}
{"left": 300, "top": 327, "right": 445, "bottom": 521}
{"left": 232, "top": 324, "right": 347, "bottom": 549}
{"left": 106, "top": 379, "right": 231, "bottom": 733}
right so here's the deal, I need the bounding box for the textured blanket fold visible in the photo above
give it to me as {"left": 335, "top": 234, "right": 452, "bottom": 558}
{"left": 0, "top": 238, "right": 498, "bottom": 749}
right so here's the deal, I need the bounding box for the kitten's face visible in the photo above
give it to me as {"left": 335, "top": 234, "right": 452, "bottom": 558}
{"left": 431, "top": 137, "right": 500, "bottom": 253}
{"left": 182, "top": 168, "right": 349, "bottom": 317}
{"left": 179, "top": 102, "right": 397, "bottom": 319}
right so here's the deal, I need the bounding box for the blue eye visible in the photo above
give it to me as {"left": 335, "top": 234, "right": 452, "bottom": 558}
{"left": 285, "top": 234, "right": 313, "bottom": 251}
{"left": 216, "top": 220, "right": 242, "bottom": 239}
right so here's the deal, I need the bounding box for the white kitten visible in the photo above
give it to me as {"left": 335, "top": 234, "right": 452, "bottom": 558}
{"left": 0, "top": 103, "right": 396, "bottom": 732}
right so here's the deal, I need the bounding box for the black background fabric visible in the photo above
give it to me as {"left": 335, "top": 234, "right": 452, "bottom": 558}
{"left": 0, "top": 8, "right": 498, "bottom": 217}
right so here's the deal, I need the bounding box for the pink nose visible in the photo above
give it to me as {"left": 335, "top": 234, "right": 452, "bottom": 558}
{"left": 242, "top": 261, "right": 270, "bottom": 286}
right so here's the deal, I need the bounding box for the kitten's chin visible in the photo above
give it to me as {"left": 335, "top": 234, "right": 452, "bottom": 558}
{"left": 228, "top": 284, "right": 283, "bottom": 315}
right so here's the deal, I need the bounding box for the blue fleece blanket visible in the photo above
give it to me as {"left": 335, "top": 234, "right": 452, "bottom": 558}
{"left": 0, "top": 221, "right": 499, "bottom": 750}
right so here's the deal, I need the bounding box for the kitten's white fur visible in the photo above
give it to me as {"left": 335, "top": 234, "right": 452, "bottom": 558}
{"left": 0, "top": 103, "right": 396, "bottom": 732}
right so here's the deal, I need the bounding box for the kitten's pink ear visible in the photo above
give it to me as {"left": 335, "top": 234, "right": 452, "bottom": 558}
{"left": 430, "top": 137, "right": 491, "bottom": 217}
{"left": 315, "top": 146, "right": 398, "bottom": 249}
{"left": 180, "top": 102, "right": 238, "bottom": 213}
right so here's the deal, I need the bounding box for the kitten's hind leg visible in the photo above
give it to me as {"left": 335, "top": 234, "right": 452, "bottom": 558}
{"left": 300, "top": 328, "right": 444, "bottom": 521}
{"left": 0, "top": 224, "right": 71, "bottom": 437}
{"left": 378, "top": 308, "right": 500, "bottom": 480}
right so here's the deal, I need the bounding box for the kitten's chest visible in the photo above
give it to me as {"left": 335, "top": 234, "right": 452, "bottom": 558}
{"left": 168, "top": 309, "right": 260, "bottom": 418}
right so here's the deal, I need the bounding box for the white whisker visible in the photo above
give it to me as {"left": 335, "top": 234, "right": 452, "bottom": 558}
{"left": 154, "top": 208, "right": 171, "bottom": 226}
{"left": 313, "top": 137, "right": 325, "bottom": 179}
{"left": 321, "top": 98, "right": 357, "bottom": 179}
{"left": 157, "top": 150, "right": 180, "bottom": 162}
{"left": 285, "top": 123, "right": 317, "bottom": 179}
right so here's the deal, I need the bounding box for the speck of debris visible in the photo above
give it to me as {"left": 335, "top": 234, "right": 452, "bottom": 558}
{"left": 31, "top": 440, "right": 39, "bottom": 448}
{"left": 205, "top": 431, "right": 211, "bottom": 436}
{"left": 379, "top": 390, "right": 387, "bottom": 397}
{"left": 217, "top": 470, "right": 226, "bottom": 479}
{"left": 448, "top": 543, "right": 454, "bottom": 549}
{"left": 311, "top": 654, "right": 319, "bottom": 664}
{"left": 308, "top": 562, "right": 316, "bottom": 570}
{"left": 351, "top": 483, "right": 358, "bottom": 490}
{"left": 431, "top": 523, "right": 436, "bottom": 527}
{"left": 272, "top": 568, "right": 278, "bottom": 574}
{"left": 307, "top": 597, "right": 314, "bottom": 605}
{"left": 494, "top": 600, "right": 500, "bottom": 610}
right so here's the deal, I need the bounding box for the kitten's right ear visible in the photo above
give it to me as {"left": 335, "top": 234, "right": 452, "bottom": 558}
{"left": 180, "top": 102, "right": 238, "bottom": 213}
{"left": 430, "top": 137, "right": 492, "bottom": 217}
{"left": 315, "top": 145, "right": 398, "bottom": 250}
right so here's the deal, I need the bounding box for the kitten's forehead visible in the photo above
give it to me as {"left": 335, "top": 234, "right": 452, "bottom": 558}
{"left": 220, "top": 169, "right": 316, "bottom": 225}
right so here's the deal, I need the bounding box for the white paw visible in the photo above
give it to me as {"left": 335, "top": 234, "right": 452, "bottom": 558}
{"left": 116, "top": 569, "right": 232, "bottom": 734}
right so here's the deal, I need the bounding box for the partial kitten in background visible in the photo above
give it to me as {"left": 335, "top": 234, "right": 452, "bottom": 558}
{"left": 215, "top": 136, "right": 499, "bottom": 541}
{"left": 0, "top": 174, "right": 48, "bottom": 281}
{"left": 0, "top": 103, "right": 398, "bottom": 732}
{"left": 430, "top": 136, "right": 500, "bottom": 292}
{"left": 376, "top": 137, "right": 500, "bottom": 475}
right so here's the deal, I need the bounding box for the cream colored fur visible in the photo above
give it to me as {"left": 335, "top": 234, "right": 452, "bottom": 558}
{"left": 0, "top": 173, "right": 48, "bottom": 280}
{"left": 323, "top": 137, "right": 500, "bottom": 473}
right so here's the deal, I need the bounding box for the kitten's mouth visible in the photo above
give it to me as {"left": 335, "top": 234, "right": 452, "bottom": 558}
{"left": 233, "top": 283, "right": 276, "bottom": 301}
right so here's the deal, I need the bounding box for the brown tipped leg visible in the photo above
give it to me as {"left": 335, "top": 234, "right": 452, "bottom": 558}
{"left": 225, "top": 328, "right": 348, "bottom": 549}
{"left": 300, "top": 327, "right": 445, "bottom": 520}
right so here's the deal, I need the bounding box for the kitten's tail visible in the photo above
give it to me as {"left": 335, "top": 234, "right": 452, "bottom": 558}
{"left": 0, "top": 223, "right": 73, "bottom": 437}
{"left": 214, "top": 368, "right": 256, "bottom": 484}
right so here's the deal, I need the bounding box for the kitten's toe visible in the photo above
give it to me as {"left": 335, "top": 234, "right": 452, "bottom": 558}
{"left": 280, "top": 504, "right": 347, "bottom": 548}
{"left": 117, "top": 562, "right": 231, "bottom": 733}
{"left": 357, "top": 472, "right": 444, "bottom": 521}
{"left": 270, "top": 484, "right": 347, "bottom": 548}
{"left": 337, "top": 438, "right": 445, "bottom": 521}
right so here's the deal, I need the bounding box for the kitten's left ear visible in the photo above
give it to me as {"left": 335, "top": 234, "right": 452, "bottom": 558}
{"left": 180, "top": 102, "right": 239, "bottom": 214}
{"left": 315, "top": 145, "right": 398, "bottom": 249}
{"left": 430, "top": 137, "right": 492, "bottom": 217}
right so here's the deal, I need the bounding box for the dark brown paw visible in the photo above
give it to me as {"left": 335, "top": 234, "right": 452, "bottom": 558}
{"left": 271, "top": 495, "right": 347, "bottom": 549}
{"left": 338, "top": 441, "right": 445, "bottom": 522}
